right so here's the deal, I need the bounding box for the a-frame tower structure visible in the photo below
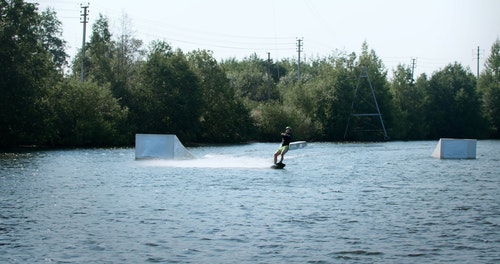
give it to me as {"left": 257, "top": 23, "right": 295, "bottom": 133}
{"left": 344, "top": 67, "right": 388, "bottom": 141}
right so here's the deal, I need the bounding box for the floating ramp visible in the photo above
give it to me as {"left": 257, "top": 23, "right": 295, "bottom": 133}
{"left": 431, "top": 138, "right": 476, "bottom": 159}
{"left": 289, "top": 141, "right": 307, "bottom": 150}
{"left": 135, "top": 134, "right": 194, "bottom": 160}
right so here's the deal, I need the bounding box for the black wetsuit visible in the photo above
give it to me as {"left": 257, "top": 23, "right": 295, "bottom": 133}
{"left": 281, "top": 132, "right": 292, "bottom": 147}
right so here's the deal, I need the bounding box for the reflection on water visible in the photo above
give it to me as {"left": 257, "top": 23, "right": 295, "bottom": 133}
{"left": 1, "top": 141, "right": 499, "bottom": 263}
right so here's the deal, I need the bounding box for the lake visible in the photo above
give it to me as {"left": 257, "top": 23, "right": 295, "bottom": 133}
{"left": 1, "top": 141, "right": 499, "bottom": 263}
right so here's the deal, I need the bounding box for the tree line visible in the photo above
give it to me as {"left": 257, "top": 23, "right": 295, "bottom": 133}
{"left": 1, "top": 0, "right": 499, "bottom": 148}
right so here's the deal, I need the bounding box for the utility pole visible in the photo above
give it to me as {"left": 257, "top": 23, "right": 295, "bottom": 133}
{"left": 296, "top": 38, "right": 303, "bottom": 81}
{"left": 410, "top": 58, "right": 417, "bottom": 83}
{"left": 477, "top": 46, "right": 480, "bottom": 78}
{"left": 267, "top": 52, "right": 271, "bottom": 100}
{"left": 80, "top": 3, "right": 89, "bottom": 82}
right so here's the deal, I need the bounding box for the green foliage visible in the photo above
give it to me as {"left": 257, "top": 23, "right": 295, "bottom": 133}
{"left": 223, "top": 53, "right": 283, "bottom": 101}
{"left": 84, "top": 14, "right": 114, "bottom": 85}
{"left": 49, "top": 79, "right": 128, "bottom": 147}
{"left": 280, "top": 55, "right": 353, "bottom": 140}
{"left": 478, "top": 39, "right": 500, "bottom": 137}
{"left": 250, "top": 101, "right": 314, "bottom": 141}
{"left": 0, "top": 0, "right": 62, "bottom": 146}
{"left": 389, "top": 65, "right": 427, "bottom": 139}
{"left": 425, "top": 63, "right": 485, "bottom": 139}
{"left": 188, "top": 50, "right": 254, "bottom": 143}
{"left": 343, "top": 43, "right": 393, "bottom": 141}
{"left": 37, "top": 8, "right": 67, "bottom": 70}
{"left": 130, "top": 41, "right": 202, "bottom": 142}
{"left": 2, "top": 1, "right": 499, "bottom": 148}
{"left": 112, "top": 15, "right": 144, "bottom": 102}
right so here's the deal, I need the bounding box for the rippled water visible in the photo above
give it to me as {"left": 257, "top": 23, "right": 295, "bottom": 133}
{"left": 1, "top": 141, "right": 499, "bottom": 263}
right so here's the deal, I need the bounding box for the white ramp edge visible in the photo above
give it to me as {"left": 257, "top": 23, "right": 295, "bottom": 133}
{"left": 289, "top": 141, "right": 307, "bottom": 150}
{"left": 135, "top": 134, "right": 194, "bottom": 160}
{"left": 431, "top": 138, "right": 476, "bottom": 159}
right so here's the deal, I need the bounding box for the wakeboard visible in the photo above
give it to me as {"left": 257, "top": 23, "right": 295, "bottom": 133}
{"left": 271, "top": 162, "right": 286, "bottom": 169}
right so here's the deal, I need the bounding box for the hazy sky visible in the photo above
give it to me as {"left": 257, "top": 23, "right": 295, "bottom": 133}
{"left": 32, "top": 0, "right": 499, "bottom": 78}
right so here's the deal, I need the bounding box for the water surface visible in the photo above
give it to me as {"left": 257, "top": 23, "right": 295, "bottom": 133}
{"left": 1, "top": 141, "right": 499, "bottom": 263}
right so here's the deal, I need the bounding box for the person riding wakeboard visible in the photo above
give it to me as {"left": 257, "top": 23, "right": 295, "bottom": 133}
{"left": 273, "top": 126, "right": 292, "bottom": 164}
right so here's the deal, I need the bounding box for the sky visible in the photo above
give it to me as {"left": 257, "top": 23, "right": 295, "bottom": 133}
{"left": 30, "top": 0, "right": 500, "bottom": 78}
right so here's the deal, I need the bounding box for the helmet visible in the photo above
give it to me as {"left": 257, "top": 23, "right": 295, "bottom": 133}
{"left": 285, "top": 126, "right": 292, "bottom": 131}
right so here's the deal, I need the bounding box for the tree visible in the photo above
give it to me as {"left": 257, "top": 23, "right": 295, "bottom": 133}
{"left": 345, "top": 42, "right": 393, "bottom": 141}
{"left": 250, "top": 101, "right": 302, "bottom": 141}
{"left": 478, "top": 39, "right": 500, "bottom": 138}
{"left": 112, "top": 13, "right": 144, "bottom": 102}
{"left": 321, "top": 52, "right": 358, "bottom": 140}
{"left": 85, "top": 14, "right": 114, "bottom": 84}
{"left": 37, "top": 7, "right": 67, "bottom": 71}
{"left": 49, "top": 79, "right": 128, "bottom": 146}
{"left": 425, "top": 63, "right": 485, "bottom": 138}
{"left": 0, "top": 0, "right": 63, "bottom": 146}
{"left": 390, "top": 64, "right": 427, "bottom": 139}
{"left": 224, "top": 53, "right": 276, "bottom": 101}
{"left": 133, "top": 41, "right": 202, "bottom": 142}
{"left": 279, "top": 53, "right": 356, "bottom": 141}
{"left": 188, "top": 50, "right": 253, "bottom": 143}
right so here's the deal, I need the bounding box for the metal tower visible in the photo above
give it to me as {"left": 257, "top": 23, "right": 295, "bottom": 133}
{"left": 344, "top": 67, "right": 388, "bottom": 140}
